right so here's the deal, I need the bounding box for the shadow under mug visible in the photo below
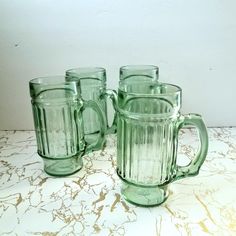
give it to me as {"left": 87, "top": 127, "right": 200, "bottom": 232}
{"left": 112, "top": 82, "right": 208, "bottom": 206}
{"left": 29, "top": 76, "right": 106, "bottom": 176}
{"left": 66, "top": 67, "right": 117, "bottom": 150}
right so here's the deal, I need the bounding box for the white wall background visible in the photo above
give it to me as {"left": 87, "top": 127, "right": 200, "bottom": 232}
{"left": 0, "top": 0, "right": 236, "bottom": 129}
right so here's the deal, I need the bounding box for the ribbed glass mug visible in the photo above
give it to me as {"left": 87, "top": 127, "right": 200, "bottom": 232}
{"left": 66, "top": 67, "right": 116, "bottom": 150}
{"left": 104, "top": 64, "right": 160, "bottom": 135}
{"left": 114, "top": 81, "right": 208, "bottom": 206}
{"left": 29, "top": 76, "right": 106, "bottom": 176}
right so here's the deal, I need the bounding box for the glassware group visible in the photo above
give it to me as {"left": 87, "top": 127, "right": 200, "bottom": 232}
{"left": 29, "top": 65, "right": 208, "bottom": 207}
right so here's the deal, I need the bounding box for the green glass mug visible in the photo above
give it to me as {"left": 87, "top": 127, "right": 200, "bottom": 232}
{"left": 29, "top": 76, "right": 106, "bottom": 176}
{"left": 104, "top": 64, "right": 160, "bottom": 134}
{"left": 114, "top": 81, "right": 208, "bottom": 206}
{"left": 66, "top": 67, "right": 117, "bottom": 150}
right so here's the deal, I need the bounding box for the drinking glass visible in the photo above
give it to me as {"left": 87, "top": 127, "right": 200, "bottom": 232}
{"left": 29, "top": 76, "right": 106, "bottom": 176}
{"left": 113, "top": 81, "right": 208, "bottom": 206}
{"left": 66, "top": 67, "right": 116, "bottom": 150}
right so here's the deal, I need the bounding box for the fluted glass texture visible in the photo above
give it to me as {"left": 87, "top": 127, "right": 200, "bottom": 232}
{"left": 117, "top": 86, "right": 180, "bottom": 187}
{"left": 32, "top": 95, "right": 83, "bottom": 159}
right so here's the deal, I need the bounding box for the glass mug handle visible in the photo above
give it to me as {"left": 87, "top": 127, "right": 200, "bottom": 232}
{"left": 82, "top": 100, "right": 106, "bottom": 153}
{"left": 103, "top": 89, "right": 118, "bottom": 134}
{"left": 173, "top": 113, "right": 209, "bottom": 181}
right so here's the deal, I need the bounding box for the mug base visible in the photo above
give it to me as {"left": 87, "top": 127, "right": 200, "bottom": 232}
{"left": 42, "top": 154, "right": 83, "bottom": 177}
{"left": 121, "top": 181, "right": 169, "bottom": 207}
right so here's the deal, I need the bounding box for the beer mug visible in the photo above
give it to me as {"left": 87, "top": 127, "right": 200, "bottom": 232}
{"left": 114, "top": 80, "right": 208, "bottom": 206}
{"left": 66, "top": 67, "right": 116, "bottom": 150}
{"left": 29, "top": 76, "right": 106, "bottom": 176}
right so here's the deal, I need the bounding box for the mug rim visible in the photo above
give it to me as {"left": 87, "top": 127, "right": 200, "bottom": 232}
{"left": 29, "top": 75, "right": 80, "bottom": 99}
{"left": 29, "top": 75, "right": 78, "bottom": 86}
{"left": 118, "top": 82, "right": 182, "bottom": 96}
{"left": 120, "top": 65, "right": 159, "bottom": 72}
{"left": 66, "top": 67, "right": 106, "bottom": 81}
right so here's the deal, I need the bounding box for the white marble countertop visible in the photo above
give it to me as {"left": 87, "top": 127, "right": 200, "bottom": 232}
{"left": 0, "top": 128, "right": 236, "bottom": 236}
